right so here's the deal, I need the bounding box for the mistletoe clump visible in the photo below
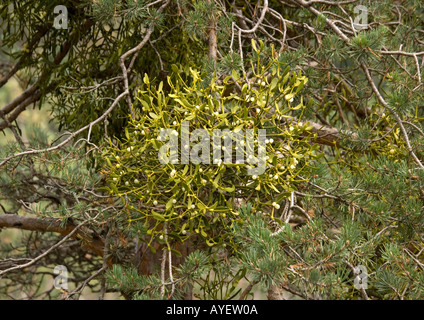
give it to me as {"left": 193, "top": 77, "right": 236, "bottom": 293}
{"left": 101, "top": 52, "right": 321, "bottom": 252}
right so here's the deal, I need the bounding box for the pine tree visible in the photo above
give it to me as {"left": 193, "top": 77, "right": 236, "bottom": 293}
{"left": 1, "top": 0, "right": 424, "bottom": 300}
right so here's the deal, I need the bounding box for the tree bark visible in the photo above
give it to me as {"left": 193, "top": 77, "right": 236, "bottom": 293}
{"left": 0, "top": 214, "right": 106, "bottom": 261}
{"left": 208, "top": 1, "right": 218, "bottom": 69}
{"left": 267, "top": 285, "right": 285, "bottom": 300}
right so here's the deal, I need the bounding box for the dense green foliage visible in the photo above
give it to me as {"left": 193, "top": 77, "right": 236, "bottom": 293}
{"left": 101, "top": 56, "right": 320, "bottom": 249}
{"left": 1, "top": 0, "right": 424, "bottom": 300}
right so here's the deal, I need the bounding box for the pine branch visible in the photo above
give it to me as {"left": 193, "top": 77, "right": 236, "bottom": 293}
{"left": 0, "top": 214, "right": 106, "bottom": 260}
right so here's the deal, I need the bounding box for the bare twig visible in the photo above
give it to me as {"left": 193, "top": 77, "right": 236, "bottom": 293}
{"left": 0, "top": 220, "right": 88, "bottom": 277}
